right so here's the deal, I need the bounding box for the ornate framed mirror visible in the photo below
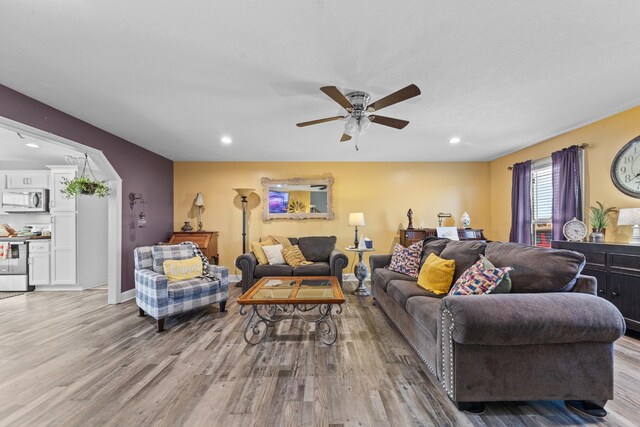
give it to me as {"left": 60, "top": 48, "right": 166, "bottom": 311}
{"left": 261, "top": 176, "right": 335, "bottom": 220}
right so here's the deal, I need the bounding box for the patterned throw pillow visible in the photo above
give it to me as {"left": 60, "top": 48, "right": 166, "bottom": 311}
{"left": 388, "top": 241, "right": 423, "bottom": 278}
{"left": 282, "top": 245, "right": 312, "bottom": 267}
{"left": 481, "top": 254, "right": 512, "bottom": 293}
{"left": 448, "top": 258, "right": 514, "bottom": 295}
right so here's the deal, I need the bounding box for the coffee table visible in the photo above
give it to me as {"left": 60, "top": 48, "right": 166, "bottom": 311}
{"left": 237, "top": 276, "right": 345, "bottom": 345}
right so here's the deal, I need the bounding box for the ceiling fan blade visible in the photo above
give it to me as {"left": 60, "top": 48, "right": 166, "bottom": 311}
{"left": 369, "top": 115, "right": 409, "bottom": 129}
{"left": 367, "top": 84, "right": 421, "bottom": 112}
{"left": 296, "top": 116, "right": 345, "bottom": 127}
{"left": 320, "top": 86, "right": 353, "bottom": 110}
{"left": 340, "top": 133, "right": 352, "bottom": 142}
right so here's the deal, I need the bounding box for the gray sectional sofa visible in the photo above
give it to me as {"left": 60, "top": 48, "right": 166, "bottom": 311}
{"left": 369, "top": 239, "right": 626, "bottom": 414}
{"left": 235, "top": 236, "right": 348, "bottom": 293}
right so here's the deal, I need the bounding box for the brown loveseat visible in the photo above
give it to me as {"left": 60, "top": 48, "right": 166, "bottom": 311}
{"left": 369, "top": 239, "right": 625, "bottom": 415}
{"left": 235, "top": 236, "right": 348, "bottom": 293}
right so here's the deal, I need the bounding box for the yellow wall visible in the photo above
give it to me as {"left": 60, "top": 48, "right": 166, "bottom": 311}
{"left": 174, "top": 162, "right": 491, "bottom": 272}
{"left": 489, "top": 105, "right": 640, "bottom": 243}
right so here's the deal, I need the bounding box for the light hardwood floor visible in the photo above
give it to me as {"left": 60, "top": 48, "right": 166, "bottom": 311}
{"left": 0, "top": 286, "right": 638, "bottom": 427}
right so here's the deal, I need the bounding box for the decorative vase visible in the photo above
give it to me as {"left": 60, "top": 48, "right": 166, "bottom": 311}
{"left": 181, "top": 221, "right": 193, "bottom": 232}
{"left": 590, "top": 228, "right": 605, "bottom": 243}
{"left": 461, "top": 211, "right": 471, "bottom": 228}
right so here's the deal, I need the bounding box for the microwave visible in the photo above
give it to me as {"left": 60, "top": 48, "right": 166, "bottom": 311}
{"left": 1, "top": 189, "right": 49, "bottom": 213}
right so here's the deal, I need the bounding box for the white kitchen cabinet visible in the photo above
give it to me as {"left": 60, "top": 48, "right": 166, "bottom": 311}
{"left": 29, "top": 241, "right": 51, "bottom": 286}
{"left": 49, "top": 168, "right": 77, "bottom": 212}
{"left": 6, "top": 171, "right": 49, "bottom": 189}
{"left": 51, "top": 212, "right": 77, "bottom": 285}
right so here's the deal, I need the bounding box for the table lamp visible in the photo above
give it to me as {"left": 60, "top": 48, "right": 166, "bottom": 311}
{"left": 617, "top": 208, "right": 640, "bottom": 244}
{"left": 349, "top": 212, "right": 365, "bottom": 248}
{"left": 194, "top": 192, "right": 205, "bottom": 231}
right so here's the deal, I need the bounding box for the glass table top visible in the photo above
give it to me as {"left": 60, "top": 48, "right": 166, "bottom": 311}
{"left": 239, "top": 276, "right": 344, "bottom": 303}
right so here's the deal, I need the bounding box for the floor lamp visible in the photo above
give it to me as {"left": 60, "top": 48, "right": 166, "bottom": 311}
{"left": 233, "top": 188, "right": 254, "bottom": 254}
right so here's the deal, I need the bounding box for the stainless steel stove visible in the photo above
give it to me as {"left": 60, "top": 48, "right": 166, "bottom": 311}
{"left": 0, "top": 238, "right": 30, "bottom": 291}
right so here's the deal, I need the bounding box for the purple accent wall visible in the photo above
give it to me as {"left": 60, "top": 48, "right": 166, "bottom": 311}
{"left": 0, "top": 84, "right": 173, "bottom": 292}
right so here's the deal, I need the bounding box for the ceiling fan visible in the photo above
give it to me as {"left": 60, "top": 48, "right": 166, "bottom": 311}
{"left": 296, "top": 84, "right": 421, "bottom": 143}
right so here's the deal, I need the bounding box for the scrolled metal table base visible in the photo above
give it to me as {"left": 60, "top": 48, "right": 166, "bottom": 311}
{"left": 240, "top": 303, "right": 342, "bottom": 345}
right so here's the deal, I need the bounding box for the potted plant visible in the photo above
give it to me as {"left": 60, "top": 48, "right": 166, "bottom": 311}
{"left": 60, "top": 175, "right": 110, "bottom": 198}
{"left": 589, "top": 201, "right": 617, "bottom": 242}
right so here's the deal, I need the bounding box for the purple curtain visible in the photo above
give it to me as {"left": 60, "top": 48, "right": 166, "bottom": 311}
{"left": 509, "top": 160, "right": 532, "bottom": 244}
{"left": 552, "top": 145, "right": 582, "bottom": 240}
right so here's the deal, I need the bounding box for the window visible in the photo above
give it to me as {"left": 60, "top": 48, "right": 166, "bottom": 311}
{"left": 531, "top": 157, "right": 552, "bottom": 247}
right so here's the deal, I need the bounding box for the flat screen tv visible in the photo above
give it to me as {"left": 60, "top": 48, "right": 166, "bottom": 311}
{"left": 268, "top": 191, "right": 290, "bottom": 213}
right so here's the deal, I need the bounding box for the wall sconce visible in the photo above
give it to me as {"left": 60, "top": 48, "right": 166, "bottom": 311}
{"left": 437, "top": 212, "right": 452, "bottom": 227}
{"left": 129, "top": 192, "right": 147, "bottom": 228}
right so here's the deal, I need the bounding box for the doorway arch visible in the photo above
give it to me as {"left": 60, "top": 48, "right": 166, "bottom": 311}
{"left": 0, "top": 117, "right": 123, "bottom": 303}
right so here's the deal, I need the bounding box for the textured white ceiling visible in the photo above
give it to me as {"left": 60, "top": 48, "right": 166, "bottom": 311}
{"left": 2, "top": 1, "right": 640, "bottom": 162}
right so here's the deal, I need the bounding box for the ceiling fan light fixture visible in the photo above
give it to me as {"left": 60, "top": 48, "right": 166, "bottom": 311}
{"left": 344, "top": 117, "right": 358, "bottom": 136}
{"left": 359, "top": 116, "right": 372, "bottom": 133}
{"left": 449, "top": 137, "right": 461, "bottom": 144}
{"left": 220, "top": 136, "right": 232, "bottom": 144}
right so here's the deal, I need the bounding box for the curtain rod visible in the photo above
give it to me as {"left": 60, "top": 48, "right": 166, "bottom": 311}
{"left": 507, "top": 143, "right": 588, "bottom": 170}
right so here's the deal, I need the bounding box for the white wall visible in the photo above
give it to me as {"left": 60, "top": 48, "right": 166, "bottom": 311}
{"left": 77, "top": 194, "right": 108, "bottom": 289}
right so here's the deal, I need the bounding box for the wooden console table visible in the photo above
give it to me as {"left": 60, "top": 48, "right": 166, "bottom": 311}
{"left": 169, "top": 231, "right": 219, "bottom": 264}
{"left": 552, "top": 240, "right": 640, "bottom": 332}
{"left": 399, "top": 228, "right": 485, "bottom": 247}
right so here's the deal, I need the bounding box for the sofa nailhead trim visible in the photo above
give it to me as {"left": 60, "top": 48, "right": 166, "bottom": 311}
{"left": 441, "top": 308, "right": 455, "bottom": 399}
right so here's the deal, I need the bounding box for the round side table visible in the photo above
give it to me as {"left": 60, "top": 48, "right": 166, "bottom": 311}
{"left": 345, "top": 247, "right": 375, "bottom": 296}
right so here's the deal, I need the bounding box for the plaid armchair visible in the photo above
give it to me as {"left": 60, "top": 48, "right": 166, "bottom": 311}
{"left": 134, "top": 244, "right": 229, "bottom": 332}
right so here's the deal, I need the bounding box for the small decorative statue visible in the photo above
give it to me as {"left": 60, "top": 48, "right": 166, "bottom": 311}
{"left": 407, "top": 208, "right": 414, "bottom": 229}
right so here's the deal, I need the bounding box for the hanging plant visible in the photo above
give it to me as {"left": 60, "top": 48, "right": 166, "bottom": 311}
{"left": 60, "top": 154, "right": 110, "bottom": 198}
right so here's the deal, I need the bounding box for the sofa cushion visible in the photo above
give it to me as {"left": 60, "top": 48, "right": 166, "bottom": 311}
{"left": 387, "top": 280, "right": 445, "bottom": 308}
{"left": 484, "top": 241, "right": 586, "bottom": 293}
{"left": 151, "top": 245, "right": 194, "bottom": 274}
{"left": 483, "top": 254, "right": 512, "bottom": 293}
{"left": 282, "top": 245, "right": 311, "bottom": 267}
{"left": 419, "top": 238, "right": 450, "bottom": 268}
{"left": 254, "top": 264, "right": 293, "bottom": 278}
{"left": 262, "top": 244, "right": 286, "bottom": 265}
{"left": 251, "top": 239, "right": 275, "bottom": 265}
{"left": 406, "top": 296, "right": 443, "bottom": 341}
{"left": 163, "top": 256, "right": 203, "bottom": 281}
{"left": 293, "top": 262, "right": 331, "bottom": 276}
{"left": 417, "top": 253, "right": 456, "bottom": 295}
{"left": 373, "top": 268, "right": 415, "bottom": 292}
{"left": 389, "top": 241, "right": 423, "bottom": 278}
{"left": 439, "top": 240, "right": 487, "bottom": 282}
{"left": 298, "top": 236, "right": 337, "bottom": 262}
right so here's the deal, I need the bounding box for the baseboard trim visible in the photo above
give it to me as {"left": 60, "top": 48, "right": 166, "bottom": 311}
{"left": 119, "top": 289, "right": 135, "bottom": 303}
{"left": 34, "top": 285, "right": 84, "bottom": 291}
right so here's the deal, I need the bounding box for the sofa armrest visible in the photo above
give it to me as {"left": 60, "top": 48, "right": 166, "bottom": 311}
{"left": 439, "top": 293, "right": 625, "bottom": 346}
{"left": 235, "top": 252, "right": 258, "bottom": 293}
{"left": 134, "top": 269, "right": 169, "bottom": 318}
{"left": 572, "top": 274, "right": 597, "bottom": 295}
{"left": 369, "top": 254, "right": 392, "bottom": 275}
{"left": 330, "top": 249, "right": 349, "bottom": 286}
{"left": 208, "top": 265, "right": 229, "bottom": 291}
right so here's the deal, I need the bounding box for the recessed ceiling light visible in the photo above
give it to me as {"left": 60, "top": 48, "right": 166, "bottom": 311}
{"left": 449, "top": 137, "right": 461, "bottom": 144}
{"left": 25, "top": 142, "right": 40, "bottom": 148}
{"left": 221, "top": 136, "right": 232, "bottom": 144}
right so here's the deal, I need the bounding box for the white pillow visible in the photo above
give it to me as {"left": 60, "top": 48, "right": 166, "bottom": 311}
{"left": 262, "top": 244, "right": 285, "bottom": 265}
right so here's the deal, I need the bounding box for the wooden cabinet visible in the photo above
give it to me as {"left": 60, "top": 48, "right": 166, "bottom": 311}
{"left": 552, "top": 240, "right": 640, "bottom": 332}
{"left": 51, "top": 212, "right": 77, "bottom": 285}
{"left": 28, "top": 241, "right": 51, "bottom": 286}
{"left": 6, "top": 171, "right": 49, "bottom": 189}
{"left": 169, "top": 232, "right": 219, "bottom": 264}
{"left": 399, "top": 228, "right": 486, "bottom": 247}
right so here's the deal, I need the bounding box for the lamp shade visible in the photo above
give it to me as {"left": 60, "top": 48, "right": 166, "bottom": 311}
{"left": 617, "top": 208, "right": 640, "bottom": 225}
{"left": 194, "top": 192, "right": 205, "bottom": 207}
{"left": 349, "top": 212, "right": 365, "bottom": 226}
{"left": 233, "top": 188, "right": 255, "bottom": 198}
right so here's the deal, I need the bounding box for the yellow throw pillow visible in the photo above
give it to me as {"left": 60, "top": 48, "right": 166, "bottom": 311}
{"left": 417, "top": 253, "right": 456, "bottom": 295}
{"left": 282, "top": 245, "right": 312, "bottom": 267}
{"left": 251, "top": 238, "right": 274, "bottom": 265}
{"left": 163, "top": 256, "right": 203, "bottom": 281}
